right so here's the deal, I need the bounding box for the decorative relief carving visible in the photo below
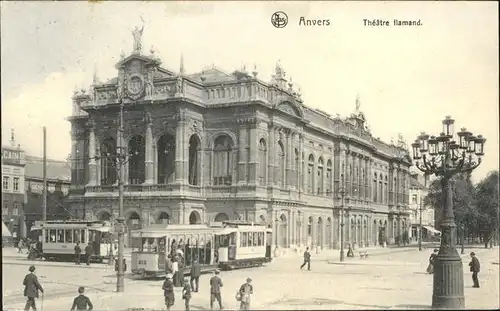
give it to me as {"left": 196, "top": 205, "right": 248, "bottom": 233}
{"left": 154, "top": 84, "right": 173, "bottom": 96}
{"left": 97, "top": 89, "right": 117, "bottom": 101}
{"left": 125, "top": 73, "right": 145, "bottom": 100}
{"left": 236, "top": 117, "right": 257, "bottom": 125}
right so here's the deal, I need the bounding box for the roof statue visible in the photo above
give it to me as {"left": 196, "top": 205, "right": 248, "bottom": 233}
{"left": 355, "top": 93, "right": 361, "bottom": 111}
{"left": 10, "top": 128, "right": 15, "bottom": 147}
{"left": 397, "top": 133, "right": 407, "bottom": 149}
{"left": 179, "top": 54, "right": 185, "bottom": 76}
{"left": 92, "top": 63, "right": 100, "bottom": 85}
{"left": 132, "top": 24, "right": 145, "bottom": 54}
{"left": 252, "top": 64, "right": 258, "bottom": 78}
{"left": 275, "top": 60, "right": 285, "bottom": 78}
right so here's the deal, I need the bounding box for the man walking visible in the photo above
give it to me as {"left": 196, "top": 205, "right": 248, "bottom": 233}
{"left": 300, "top": 247, "right": 311, "bottom": 270}
{"left": 84, "top": 243, "right": 93, "bottom": 266}
{"left": 70, "top": 286, "right": 93, "bottom": 311}
{"left": 469, "top": 252, "right": 481, "bottom": 288}
{"left": 209, "top": 269, "right": 223, "bottom": 310}
{"left": 23, "top": 265, "right": 44, "bottom": 311}
{"left": 190, "top": 258, "right": 201, "bottom": 292}
{"left": 238, "top": 277, "right": 253, "bottom": 311}
{"left": 74, "top": 242, "right": 82, "bottom": 265}
{"left": 163, "top": 273, "right": 175, "bottom": 311}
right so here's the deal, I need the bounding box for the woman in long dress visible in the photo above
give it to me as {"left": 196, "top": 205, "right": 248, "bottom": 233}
{"left": 427, "top": 249, "right": 438, "bottom": 274}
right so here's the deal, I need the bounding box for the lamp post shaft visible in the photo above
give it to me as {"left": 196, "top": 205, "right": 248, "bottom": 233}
{"left": 419, "top": 199, "right": 423, "bottom": 251}
{"left": 432, "top": 175, "right": 464, "bottom": 309}
{"left": 340, "top": 192, "right": 345, "bottom": 262}
{"left": 116, "top": 102, "right": 125, "bottom": 293}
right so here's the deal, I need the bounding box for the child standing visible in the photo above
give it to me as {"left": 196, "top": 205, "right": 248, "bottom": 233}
{"left": 182, "top": 277, "right": 192, "bottom": 311}
{"left": 70, "top": 286, "right": 93, "bottom": 311}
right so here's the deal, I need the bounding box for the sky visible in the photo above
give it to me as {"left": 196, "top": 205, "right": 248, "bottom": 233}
{"left": 1, "top": 1, "right": 498, "bottom": 183}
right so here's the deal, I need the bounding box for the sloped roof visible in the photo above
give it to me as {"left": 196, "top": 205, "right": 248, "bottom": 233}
{"left": 188, "top": 68, "right": 237, "bottom": 84}
{"left": 24, "top": 156, "right": 71, "bottom": 181}
{"left": 410, "top": 176, "right": 425, "bottom": 190}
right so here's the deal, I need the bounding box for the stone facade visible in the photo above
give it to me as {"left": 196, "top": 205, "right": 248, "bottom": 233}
{"left": 67, "top": 31, "right": 412, "bottom": 250}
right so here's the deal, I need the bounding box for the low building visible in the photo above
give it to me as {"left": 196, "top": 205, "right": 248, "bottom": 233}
{"left": 24, "top": 156, "right": 71, "bottom": 233}
{"left": 408, "top": 173, "right": 438, "bottom": 242}
{"left": 1, "top": 131, "right": 26, "bottom": 244}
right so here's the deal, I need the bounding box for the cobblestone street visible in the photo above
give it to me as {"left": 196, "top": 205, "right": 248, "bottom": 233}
{"left": 3, "top": 246, "right": 499, "bottom": 310}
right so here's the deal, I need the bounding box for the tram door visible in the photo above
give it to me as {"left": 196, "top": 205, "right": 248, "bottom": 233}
{"left": 158, "top": 237, "right": 166, "bottom": 271}
{"left": 265, "top": 230, "right": 272, "bottom": 259}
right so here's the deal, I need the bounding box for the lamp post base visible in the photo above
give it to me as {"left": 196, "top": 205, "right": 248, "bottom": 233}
{"left": 432, "top": 248, "right": 465, "bottom": 309}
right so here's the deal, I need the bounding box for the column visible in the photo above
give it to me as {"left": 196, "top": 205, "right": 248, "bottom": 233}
{"left": 358, "top": 156, "right": 363, "bottom": 199}
{"left": 175, "top": 119, "right": 185, "bottom": 183}
{"left": 116, "top": 125, "right": 124, "bottom": 186}
{"left": 364, "top": 158, "right": 369, "bottom": 201}
{"left": 87, "top": 125, "right": 97, "bottom": 186}
{"left": 285, "top": 130, "right": 293, "bottom": 188}
{"left": 368, "top": 159, "right": 374, "bottom": 202}
{"left": 144, "top": 122, "right": 154, "bottom": 184}
{"left": 237, "top": 123, "right": 247, "bottom": 185}
{"left": 248, "top": 124, "right": 258, "bottom": 185}
{"left": 267, "top": 126, "right": 275, "bottom": 187}
{"left": 301, "top": 135, "right": 307, "bottom": 193}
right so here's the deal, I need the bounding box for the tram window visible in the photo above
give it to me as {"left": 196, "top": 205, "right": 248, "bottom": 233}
{"left": 74, "top": 229, "right": 81, "bottom": 243}
{"left": 80, "top": 229, "right": 86, "bottom": 243}
{"left": 57, "top": 230, "right": 64, "bottom": 243}
{"left": 260, "top": 232, "right": 264, "bottom": 246}
{"left": 248, "top": 233, "right": 254, "bottom": 247}
{"left": 241, "top": 232, "right": 247, "bottom": 247}
{"left": 219, "top": 235, "right": 229, "bottom": 247}
{"left": 253, "top": 232, "right": 258, "bottom": 246}
{"left": 48, "top": 229, "right": 56, "bottom": 243}
{"left": 65, "top": 229, "right": 73, "bottom": 243}
{"left": 229, "top": 233, "right": 236, "bottom": 246}
{"left": 44, "top": 229, "right": 49, "bottom": 243}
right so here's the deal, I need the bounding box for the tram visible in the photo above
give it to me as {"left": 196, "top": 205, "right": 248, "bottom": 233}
{"left": 130, "top": 221, "right": 272, "bottom": 278}
{"left": 30, "top": 220, "right": 117, "bottom": 262}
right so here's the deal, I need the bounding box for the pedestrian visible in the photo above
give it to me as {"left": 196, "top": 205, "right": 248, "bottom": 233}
{"left": 427, "top": 249, "right": 438, "bottom": 274}
{"left": 165, "top": 254, "right": 173, "bottom": 275}
{"left": 190, "top": 258, "right": 201, "bottom": 292}
{"left": 237, "top": 277, "right": 253, "bottom": 311}
{"left": 182, "top": 277, "right": 192, "bottom": 311}
{"left": 74, "top": 242, "right": 82, "bottom": 265}
{"left": 70, "top": 286, "right": 93, "bottom": 311}
{"left": 84, "top": 243, "right": 93, "bottom": 266}
{"left": 172, "top": 256, "right": 180, "bottom": 287}
{"left": 468, "top": 252, "right": 481, "bottom": 288}
{"left": 18, "top": 239, "right": 24, "bottom": 253}
{"left": 300, "top": 247, "right": 311, "bottom": 270}
{"left": 23, "top": 265, "right": 44, "bottom": 311}
{"left": 209, "top": 269, "right": 224, "bottom": 310}
{"left": 163, "top": 273, "right": 175, "bottom": 311}
{"left": 346, "top": 243, "right": 355, "bottom": 257}
{"left": 177, "top": 256, "right": 185, "bottom": 287}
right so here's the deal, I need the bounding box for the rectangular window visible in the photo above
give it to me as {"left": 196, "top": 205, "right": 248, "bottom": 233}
{"left": 65, "top": 229, "right": 73, "bottom": 243}
{"left": 253, "top": 232, "right": 258, "bottom": 246}
{"left": 3, "top": 176, "right": 9, "bottom": 190}
{"left": 412, "top": 194, "right": 418, "bottom": 204}
{"left": 241, "top": 232, "right": 248, "bottom": 247}
{"left": 45, "top": 229, "right": 49, "bottom": 243}
{"left": 248, "top": 232, "right": 254, "bottom": 247}
{"left": 57, "top": 229, "right": 65, "bottom": 243}
{"left": 2, "top": 200, "right": 8, "bottom": 215}
{"left": 13, "top": 177, "right": 19, "bottom": 192}
{"left": 49, "top": 229, "right": 57, "bottom": 243}
{"left": 12, "top": 202, "right": 19, "bottom": 216}
{"left": 74, "top": 229, "right": 81, "bottom": 243}
{"left": 80, "top": 229, "right": 86, "bottom": 243}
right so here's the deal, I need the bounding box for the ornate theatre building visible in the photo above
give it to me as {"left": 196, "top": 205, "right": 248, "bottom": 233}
{"left": 68, "top": 29, "right": 412, "bottom": 250}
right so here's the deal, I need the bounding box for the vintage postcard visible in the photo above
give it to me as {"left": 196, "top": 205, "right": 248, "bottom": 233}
{"left": 1, "top": 1, "right": 498, "bottom": 310}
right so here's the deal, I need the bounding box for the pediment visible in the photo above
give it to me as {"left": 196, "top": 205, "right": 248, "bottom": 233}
{"left": 115, "top": 54, "right": 159, "bottom": 69}
{"left": 275, "top": 98, "right": 303, "bottom": 118}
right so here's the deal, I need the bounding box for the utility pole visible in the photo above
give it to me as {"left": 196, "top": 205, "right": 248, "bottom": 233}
{"left": 42, "top": 127, "right": 47, "bottom": 222}
{"left": 419, "top": 196, "right": 423, "bottom": 251}
{"left": 116, "top": 101, "right": 125, "bottom": 292}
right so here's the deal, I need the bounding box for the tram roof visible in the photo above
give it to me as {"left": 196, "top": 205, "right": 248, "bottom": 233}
{"left": 131, "top": 224, "right": 222, "bottom": 238}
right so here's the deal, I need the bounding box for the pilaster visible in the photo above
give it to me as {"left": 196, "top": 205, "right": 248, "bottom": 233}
{"left": 237, "top": 123, "right": 248, "bottom": 185}
{"left": 87, "top": 124, "right": 97, "bottom": 186}
{"left": 248, "top": 124, "right": 258, "bottom": 185}
{"left": 285, "top": 130, "right": 293, "bottom": 189}
{"left": 175, "top": 119, "right": 186, "bottom": 184}
{"left": 267, "top": 126, "right": 275, "bottom": 187}
{"left": 144, "top": 121, "right": 154, "bottom": 184}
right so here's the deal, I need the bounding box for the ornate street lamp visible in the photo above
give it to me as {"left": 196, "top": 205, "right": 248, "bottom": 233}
{"left": 411, "top": 116, "right": 485, "bottom": 309}
{"left": 338, "top": 177, "right": 347, "bottom": 262}
{"left": 92, "top": 101, "right": 139, "bottom": 292}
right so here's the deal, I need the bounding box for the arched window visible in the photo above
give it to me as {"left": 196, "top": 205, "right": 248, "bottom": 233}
{"left": 100, "top": 137, "right": 117, "bottom": 185}
{"left": 307, "top": 154, "right": 314, "bottom": 194}
{"left": 276, "top": 141, "right": 285, "bottom": 187}
{"left": 157, "top": 134, "right": 176, "bottom": 184}
{"left": 379, "top": 173, "right": 383, "bottom": 204}
{"left": 317, "top": 157, "right": 324, "bottom": 195}
{"left": 213, "top": 135, "right": 233, "bottom": 185}
{"left": 326, "top": 217, "right": 332, "bottom": 248}
{"left": 393, "top": 177, "right": 397, "bottom": 203}
{"left": 373, "top": 173, "right": 378, "bottom": 202}
{"left": 188, "top": 135, "right": 201, "bottom": 185}
{"left": 258, "top": 139, "right": 267, "bottom": 186}
{"left": 326, "top": 159, "right": 332, "bottom": 196}
{"left": 347, "top": 165, "right": 352, "bottom": 195}
{"left": 294, "top": 149, "right": 300, "bottom": 188}
{"left": 384, "top": 175, "right": 388, "bottom": 204}
{"left": 354, "top": 166, "right": 359, "bottom": 195}
{"left": 128, "top": 135, "right": 145, "bottom": 184}
{"left": 361, "top": 168, "right": 366, "bottom": 198}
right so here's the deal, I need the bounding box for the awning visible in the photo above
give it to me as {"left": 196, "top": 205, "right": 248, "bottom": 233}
{"left": 423, "top": 225, "right": 441, "bottom": 235}
{"left": 218, "top": 228, "right": 238, "bottom": 235}
{"left": 2, "top": 221, "right": 12, "bottom": 237}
